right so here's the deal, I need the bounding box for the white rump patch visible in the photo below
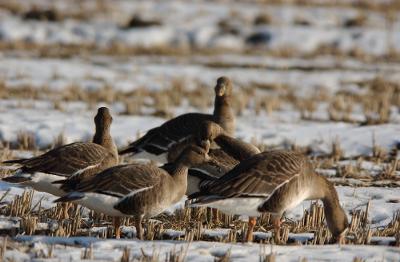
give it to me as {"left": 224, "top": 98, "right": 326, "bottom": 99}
{"left": 193, "top": 197, "right": 266, "bottom": 217}
{"left": 76, "top": 192, "right": 126, "bottom": 217}
{"left": 75, "top": 186, "right": 154, "bottom": 217}
{"left": 27, "top": 172, "right": 65, "bottom": 196}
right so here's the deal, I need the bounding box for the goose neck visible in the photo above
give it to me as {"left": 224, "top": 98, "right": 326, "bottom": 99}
{"left": 93, "top": 128, "right": 118, "bottom": 160}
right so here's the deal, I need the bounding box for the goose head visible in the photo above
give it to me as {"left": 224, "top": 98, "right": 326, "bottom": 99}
{"left": 177, "top": 140, "right": 211, "bottom": 167}
{"left": 198, "top": 121, "right": 226, "bottom": 142}
{"left": 94, "top": 107, "right": 113, "bottom": 129}
{"left": 214, "top": 76, "right": 232, "bottom": 97}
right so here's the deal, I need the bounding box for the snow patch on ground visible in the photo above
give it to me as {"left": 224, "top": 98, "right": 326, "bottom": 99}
{"left": 6, "top": 236, "right": 400, "bottom": 262}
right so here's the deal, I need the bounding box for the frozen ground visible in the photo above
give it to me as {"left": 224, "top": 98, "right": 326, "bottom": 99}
{"left": 1, "top": 0, "right": 400, "bottom": 55}
{"left": 0, "top": 0, "right": 399, "bottom": 261}
{"left": 4, "top": 237, "right": 400, "bottom": 262}
{"left": 0, "top": 103, "right": 400, "bottom": 158}
{"left": 0, "top": 57, "right": 399, "bottom": 157}
{"left": 0, "top": 181, "right": 399, "bottom": 231}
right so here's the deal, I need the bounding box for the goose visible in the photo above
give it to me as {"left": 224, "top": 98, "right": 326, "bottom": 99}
{"left": 184, "top": 121, "right": 261, "bottom": 242}
{"left": 118, "top": 77, "right": 235, "bottom": 164}
{"left": 2, "top": 107, "right": 119, "bottom": 201}
{"left": 54, "top": 141, "right": 211, "bottom": 239}
{"left": 186, "top": 121, "right": 260, "bottom": 195}
{"left": 188, "top": 150, "right": 348, "bottom": 244}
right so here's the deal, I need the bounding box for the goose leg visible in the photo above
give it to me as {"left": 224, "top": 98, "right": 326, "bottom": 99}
{"left": 135, "top": 215, "right": 144, "bottom": 240}
{"left": 113, "top": 217, "right": 121, "bottom": 239}
{"left": 244, "top": 217, "right": 256, "bottom": 242}
{"left": 272, "top": 216, "right": 281, "bottom": 244}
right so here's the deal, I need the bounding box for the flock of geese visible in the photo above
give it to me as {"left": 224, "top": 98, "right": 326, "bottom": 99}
{"left": 2, "top": 76, "right": 348, "bottom": 244}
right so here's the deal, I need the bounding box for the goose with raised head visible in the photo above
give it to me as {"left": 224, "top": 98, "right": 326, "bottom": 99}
{"left": 2, "top": 107, "right": 119, "bottom": 199}
{"left": 54, "top": 141, "right": 211, "bottom": 239}
{"left": 188, "top": 150, "right": 348, "bottom": 244}
{"left": 118, "top": 77, "right": 235, "bottom": 164}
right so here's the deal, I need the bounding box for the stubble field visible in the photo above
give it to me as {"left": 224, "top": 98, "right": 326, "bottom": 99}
{"left": 0, "top": 0, "right": 399, "bottom": 261}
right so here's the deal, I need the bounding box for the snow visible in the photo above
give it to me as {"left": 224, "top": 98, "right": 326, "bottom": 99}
{"left": 0, "top": 103, "right": 399, "bottom": 158}
{"left": 5, "top": 236, "right": 400, "bottom": 262}
{"left": 2, "top": 56, "right": 399, "bottom": 94}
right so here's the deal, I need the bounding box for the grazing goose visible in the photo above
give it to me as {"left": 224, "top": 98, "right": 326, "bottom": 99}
{"left": 54, "top": 142, "right": 211, "bottom": 239}
{"left": 118, "top": 76, "right": 235, "bottom": 163}
{"left": 2, "top": 107, "right": 119, "bottom": 199}
{"left": 188, "top": 150, "right": 348, "bottom": 244}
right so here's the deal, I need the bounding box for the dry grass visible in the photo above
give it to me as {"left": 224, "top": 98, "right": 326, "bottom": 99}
{"left": 0, "top": 237, "right": 6, "bottom": 261}
{"left": 7, "top": 190, "right": 34, "bottom": 217}
{"left": 371, "top": 133, "right": 387, "bottom": 162}
{"left": 0, "top": 0, "right": 398, "bottom": 248}
{"left": 376, "top": 160, "right": 399, "bottom": 181}
{"left": 330, "top": 138, "right": 344, "bottom": 162}
{"left": 328, "top": 94, "right": 356, "bottom": 123}
{"left": 0, "top": 188, "right": 396, "bottom": 259}
{"left": 2, "top": 37, "right": 400, "bottom": 63}
{"left": 289, "top": 76, "right": 400, "bottom": 125}
{"left": 0, "top": 145, "right": 13, "bottom": 163}
{"left": 0, "top": 76, "right": 300, "bottom": 120}
{"left": 360, "top": 77, "right": 399, "bottom": 125}
{"left": 16, "top": 131, "right": 36, "bottom": 151}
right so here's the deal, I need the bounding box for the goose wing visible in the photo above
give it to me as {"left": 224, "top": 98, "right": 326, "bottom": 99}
{"left": 6, "top": 142, "right": 113, "bottom": 177}
{"left": 188, "top": 149, "right": 237, "bottom": 180}
{"left": 191, "top": 150, "right": 306, "bottom": 199}
{"left": 73, "top": 164, "right": 163, "bottom": 198}
{"left": 187, "top": 138, "right": 260, "bottom": 192}
{"left": 119, "top": 113, "right": 213, "bottom": 156}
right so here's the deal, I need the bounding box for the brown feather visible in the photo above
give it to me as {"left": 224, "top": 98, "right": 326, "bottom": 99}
{"left": 193, "top": 150, "right": 306, "bottom": 198}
